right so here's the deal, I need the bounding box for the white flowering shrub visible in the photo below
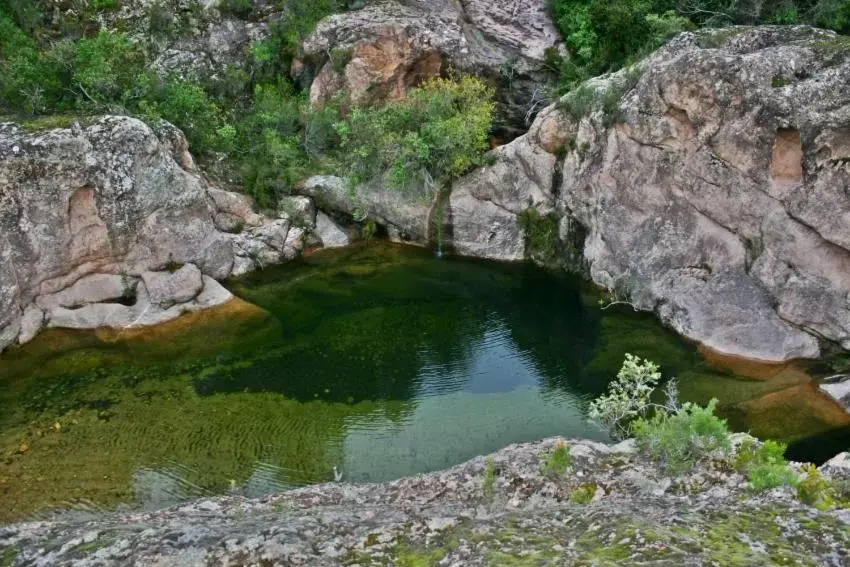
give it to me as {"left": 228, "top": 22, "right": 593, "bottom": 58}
{"left": 588, "top": 354, "right": 661, "bottom": 439}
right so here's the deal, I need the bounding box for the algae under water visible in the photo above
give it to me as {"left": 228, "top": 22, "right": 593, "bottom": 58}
{"left": 0, "top": 243, "right": 847, "bottom": 522}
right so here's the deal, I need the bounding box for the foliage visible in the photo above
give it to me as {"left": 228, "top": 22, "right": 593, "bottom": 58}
{"left": 548, "top": 0, "right": 849, "bottom": 93}
{"left": 588, "top": 354, "right": 662, "bottom": 439}
{"left": 632, "top": 398, "right": 731, "bottom": 474}
{"left": 518, "top": 208, "right": 560, "bottom": 264}
{"left": 93, "top": 0, "right": 119, "bottom": 10}
{"left": 540, "top": 442, "right": 572, "bottom": 476}
{"left": 483, "top": 457, "right": 497, "bottom": 501}
{"left": 234, "top": 81, "right": 312, "bottom": 207}
{"left": 335, "top": 76, "right": 495, "bottom": 195}
{"left": 249, "top": 0, "right": 345, "bottom": 83}
{"left": 137, "top": 74, "right": 234, "bottom": 154}
{"left": 734, "top": 439, "right": 798, "bottom": 492}
{"left": 570, "top": 483, "right": 597, "bottom": 504}
{"left": 72, "top": 31, "right": 146, "bottom": 104}
{"left": 796, "top": 464, "right": 833, "bottom": 509}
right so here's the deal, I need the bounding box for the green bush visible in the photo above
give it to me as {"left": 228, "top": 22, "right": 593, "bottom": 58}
{"left": 73, "top": 31, "right": 145, "bottom": 104}
{"left": 540, "top": 442, "right": 572, "bottom": 476}
{"left": 335, "top": 76, "right": 495, "bottom": 195}
{"left": 570, "top": 483, "right": 597, "bottom": 504}
{"left": 632, "top": 398, "right": 731, "bottom": 474}
{"left": 93, "top": 0, "right": 119, "bottom": 10}
{"left": 137, "top": 75, "right": 234, "bottom": 155}
{"left": 235, "top": 81, "right": 311, "bottom": 207}
{"left": 250, "top": 0, "right": 346, "bottom": 83}
{"left": 734, "top": 439, "right": 798, "bottom": 492}
{"left": 0, "top": 11, "right": 64, "bottom": 113}
{"left": 797, "top": 464, "right": 833, "bottom": 509}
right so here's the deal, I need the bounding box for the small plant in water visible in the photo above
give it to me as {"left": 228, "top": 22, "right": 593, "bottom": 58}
{"left": 570, "top": 483, "right": 597, "bottom": 504}
{"left": 482, "top": 457, "right": 497, "bottom": 501}
{"left": 540, "top": 442, "right": 572, "bottom": 477}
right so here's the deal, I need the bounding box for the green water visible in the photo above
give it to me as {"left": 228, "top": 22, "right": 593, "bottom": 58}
{"left": 0, "top": 243, "right": 846, "bottom": 522}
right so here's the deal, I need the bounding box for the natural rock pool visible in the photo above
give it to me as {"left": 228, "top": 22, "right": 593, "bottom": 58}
{"left": 1, "top": 243, "right": 848, "bottom": 523}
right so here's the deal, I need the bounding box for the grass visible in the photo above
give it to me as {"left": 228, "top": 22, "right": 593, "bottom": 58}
{"left": 540, "top": 442, "right": 571, "bottom": 476}
{"left": 570, "top": 483, "right": 597, "bottom": 504}
{"left": 483, "top": 457, "right": 497, "bottom": 501}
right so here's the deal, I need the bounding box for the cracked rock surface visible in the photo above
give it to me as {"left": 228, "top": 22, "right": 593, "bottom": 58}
{"left": 1, "top": 437, "right": 847, "bottom": 566}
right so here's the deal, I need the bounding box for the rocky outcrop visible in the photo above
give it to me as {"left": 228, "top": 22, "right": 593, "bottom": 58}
{"left": 0, "top": 116, "right": 310, "bottom": 351}
{"left": 309, "top": 26, "right": 850, "bottom": 363}
{"left": 298, "top": 0, "right": 563, "bottom": 137}
{"left": 1, "top": 437, "right": 847, "bottom": 565}
{"left": 541, "top": 26, "right": 850, "bottom": 362}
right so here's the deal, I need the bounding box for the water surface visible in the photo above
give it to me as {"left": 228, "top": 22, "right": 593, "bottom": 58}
{"left": 0, "top": 243, "right": 847, "bottom": 522}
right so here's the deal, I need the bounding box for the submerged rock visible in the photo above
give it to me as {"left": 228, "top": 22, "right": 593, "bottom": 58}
{"left": 821, "top": 375, "right": 850, "bottom": 413}
{"left": 0, "top": 117, "right": 308, "bottom": 350}
{"left": 1, "top": 437, "right": 847, "bottom": 565}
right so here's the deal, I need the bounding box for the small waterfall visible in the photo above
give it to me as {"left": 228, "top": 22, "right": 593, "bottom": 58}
{"left": 426, "top": 189, "right": 452, "bottom": 259}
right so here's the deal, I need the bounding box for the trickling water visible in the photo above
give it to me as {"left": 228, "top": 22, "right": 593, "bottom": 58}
{"left": 0, "top": 243, "right": 846, "bottom": 523}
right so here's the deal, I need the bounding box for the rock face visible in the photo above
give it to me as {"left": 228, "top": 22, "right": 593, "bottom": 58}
{"left": 0, "top": 116, "right": 308, "bottom": 351}
{"left": 310, "top": 26, "right": 850, "bottom": 363}
{"left": 543, "top": 26, "right": 850, "bottom": 362}
{"left": 299, "top": 0, "right": 563, "bottom": 137}
{"left": 2, "top": 437, "right": 848, "bottom": 566}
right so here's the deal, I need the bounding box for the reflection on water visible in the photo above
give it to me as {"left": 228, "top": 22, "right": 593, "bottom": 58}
{"left": 0, "top": 242, "right": 846, "bottom": 522}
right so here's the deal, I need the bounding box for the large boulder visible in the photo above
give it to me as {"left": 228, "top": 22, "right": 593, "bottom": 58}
{"left": 0, "top": 116, "right": 306, "bottom": 350}
{"left": 532, "top": 26, "right": 850, "bottom": 362}
{"left": 298, "top": 0, "right": 563, "bottom": 137}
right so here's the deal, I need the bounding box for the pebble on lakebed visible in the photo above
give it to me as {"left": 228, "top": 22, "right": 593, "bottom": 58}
{"left": 1, "top": 435, "right": 848, "bottom": 566}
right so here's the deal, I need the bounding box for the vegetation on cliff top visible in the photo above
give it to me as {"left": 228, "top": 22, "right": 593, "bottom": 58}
{"left": 0, "top": 0, "right": 494, "bottom": 212}
{"left": 548, "top": 0, "right": 850, "bottom": 91}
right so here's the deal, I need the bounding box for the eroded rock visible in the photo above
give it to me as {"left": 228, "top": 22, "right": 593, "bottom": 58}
{"left": 0, "top": 116, "right": 306, "bottom": 348}
{"left": 299, "top": 0, "right": 563, "bottom": 136}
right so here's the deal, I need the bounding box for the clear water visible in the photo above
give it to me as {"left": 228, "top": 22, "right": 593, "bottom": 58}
{"left": 0, "top": 243, "right": 847, "bottom": 522}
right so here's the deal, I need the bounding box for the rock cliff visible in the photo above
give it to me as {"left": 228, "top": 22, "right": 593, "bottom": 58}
{"left": 1, "top": 437, "right": 848, "bottom": 565}
{"left": 306, "top": 26, "right": 850, "bottom": 363}
{"left": 0, "top": 116, "right": 310, "bottom": 351}
{"left": 298, "top": 0, "right": 562, "bottom": 138}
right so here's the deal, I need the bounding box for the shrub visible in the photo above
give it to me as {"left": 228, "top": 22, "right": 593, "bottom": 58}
{"left": 137, "top": 75, "right": 233, "bottom": 155}
{"left": 796, "top": 464, "right": 833, "bottom": 509}
{"left": 632, "top": 398, "right": 732, "bottom": 474}
{"left": 734, "top": 439, "right": 798, "bottom": 492}
{"left": 334, "top": 75, "right": 495, "bottom": 196}
{"left": 540, "top": 442, "right": 572, "bottom": 476}
{"left": 0, "top": 11, "right": 64, "bottom": 113}
{"left": 588, "top": 354, "right": 662, "bottom": 439}
{"left": 571, "top": 483, "right": 597, "bottom": 504}
{"left": 73, "top": 31, "right": 146, "bottom": 104}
